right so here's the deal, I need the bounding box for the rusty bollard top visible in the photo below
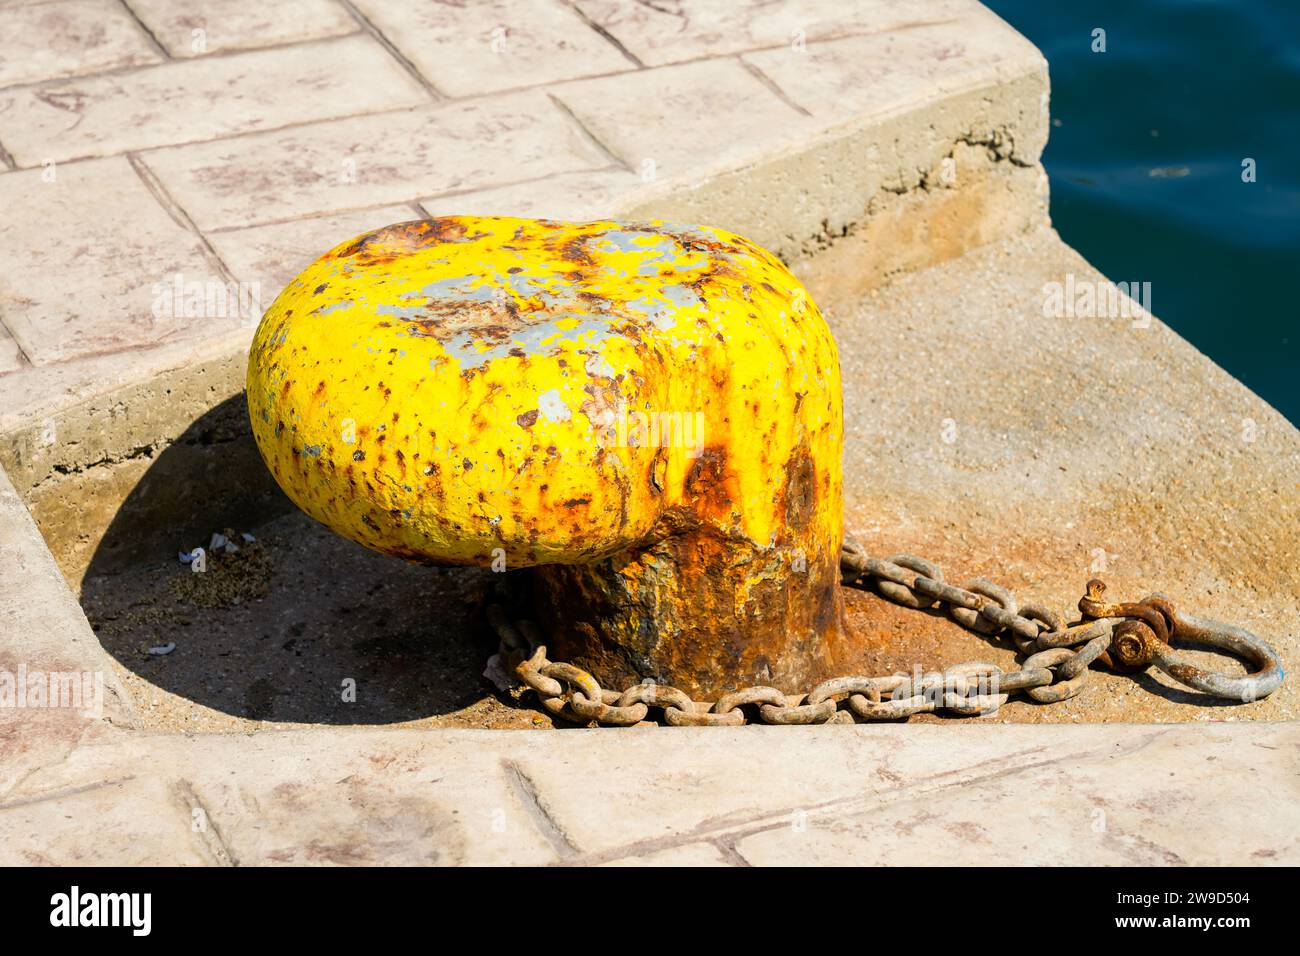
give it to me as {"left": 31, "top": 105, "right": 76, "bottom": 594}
{"left": 248, "top": 216, "right": 848, "bottom": 697}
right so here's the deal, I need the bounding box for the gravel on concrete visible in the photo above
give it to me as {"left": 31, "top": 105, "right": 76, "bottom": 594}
{"left": 81, "top": 510, "right": 550, "bottom": 732}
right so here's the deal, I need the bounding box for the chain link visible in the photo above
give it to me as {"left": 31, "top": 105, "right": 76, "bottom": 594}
{"left": 488, "top": 538, "right": 1285, "bottom": 726}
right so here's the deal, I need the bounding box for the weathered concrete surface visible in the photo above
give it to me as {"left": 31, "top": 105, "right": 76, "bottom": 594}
{"left": 349, "top": 0, "right": 638, "bottom": 95}
{"left": 0, "top": 465, "right": 134, "bottom": 798}
{"left": 818, "top": 225, "right": 1300, "bottom": 723}
{"left": 0, "top": 35, "right": 430, "bottom": 166}
{"left": 0, "top": 332, "right": 287, "bottom": 584}
{"left": 615, "top": 30, "right": 1047, "bottom": 270}
{"left": 0, "top": 0, "right": 161, "bottom": 88}
{"left": 0, "top": 156, "right": 228, "bottom": 367}
{"left": 1, "top": 722, "right": 1295, "bottom": 865}
{"left": 126, "top": 0, "right": 359, "bottom": 59}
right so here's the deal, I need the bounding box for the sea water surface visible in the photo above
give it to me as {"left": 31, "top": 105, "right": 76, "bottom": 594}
{"left": 985, "top": 0, "right": 1299, "bottom": 423}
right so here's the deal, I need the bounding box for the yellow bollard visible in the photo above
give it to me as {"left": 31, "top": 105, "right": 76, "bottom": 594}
{"left": 248, "top": 217, "right": 852, "bottom": 698}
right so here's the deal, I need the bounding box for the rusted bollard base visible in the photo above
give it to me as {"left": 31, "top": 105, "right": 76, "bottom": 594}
{"left": 530, "top": 529, "right": 851, "bottom": 700}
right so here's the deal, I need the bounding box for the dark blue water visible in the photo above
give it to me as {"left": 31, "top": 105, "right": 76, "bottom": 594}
{"left": 985, "top": 0, "right": 1300, "bottom": 423}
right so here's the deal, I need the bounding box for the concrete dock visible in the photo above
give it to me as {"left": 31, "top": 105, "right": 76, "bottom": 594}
{"left": 0, "top": 0, "right": 1295, "bottom": 865}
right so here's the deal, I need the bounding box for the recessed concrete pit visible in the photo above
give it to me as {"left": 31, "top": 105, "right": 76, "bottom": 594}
{"left": 16, "top": 226, "right": 1295, "bottom": 731}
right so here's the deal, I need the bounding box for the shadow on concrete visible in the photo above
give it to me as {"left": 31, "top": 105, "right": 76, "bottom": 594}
{"left": 80, "top": 393, "right": 505, "bottom": 727}
{"left": 78, "top": 398, "right": 1251, "bottom": 728}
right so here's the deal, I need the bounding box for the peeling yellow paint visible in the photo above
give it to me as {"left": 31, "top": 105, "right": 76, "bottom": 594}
{"left": 247, "top": 216, "right": 842, "bottom": 585}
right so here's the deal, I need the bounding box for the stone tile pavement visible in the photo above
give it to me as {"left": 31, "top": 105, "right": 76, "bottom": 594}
{"left": 3, "top": 721, "right": 1296, "bottom": 865}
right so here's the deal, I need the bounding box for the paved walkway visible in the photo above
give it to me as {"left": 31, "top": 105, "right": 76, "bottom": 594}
{"left": 4, "top": 721, "right": 1297, "bottom": 865}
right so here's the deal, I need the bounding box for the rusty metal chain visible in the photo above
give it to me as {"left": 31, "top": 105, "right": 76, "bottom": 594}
{"left": 487, "top": 537, "right": 1285, "bottom": 727}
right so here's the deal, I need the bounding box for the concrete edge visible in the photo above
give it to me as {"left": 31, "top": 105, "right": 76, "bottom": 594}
{"left": 0, "top": 462, "right": 137, "bottom": 791}
{"left": 0, "top": 463, "right": 135, "bottom": 717}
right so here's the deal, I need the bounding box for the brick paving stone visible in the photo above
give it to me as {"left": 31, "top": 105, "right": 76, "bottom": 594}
{"left": 743, "top": 10, "right": 1044, "bottom": 124}
{"left": 0, "top": 0, "right": 160, "bottom": 88}
{"left": 351, "top": 0, "right": 635, "bottom": 97}
{"left": 207, "top": 203, "right": 422, "bottom": 299}
{"left": 0, "top": 156, "right": 222, "bottom": 365}
{"left": 0, "top": 775, "right": 212, "bottom": 865}
{"left": 127, "top": 0, "right": 359, "bottom": 58}
{"left": 551, "top": 58, "right": 816, "bottom": 181}
{"left": 0, "top": 34, "right": 429, "bottom": 165}
{"left": 598, "top": 842, "right": 735, "bottom": 866}
{"left": 419, "top": 167, "right": 641, "bottom": 221}
{"left": 0, "top": 326, "right": 24, "bottom": 374}
{"left": 572, "top": 0, "right": 972, "bottom": 67}
{"left": 143, "top": 88, "right": 612, "bottom": 230}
